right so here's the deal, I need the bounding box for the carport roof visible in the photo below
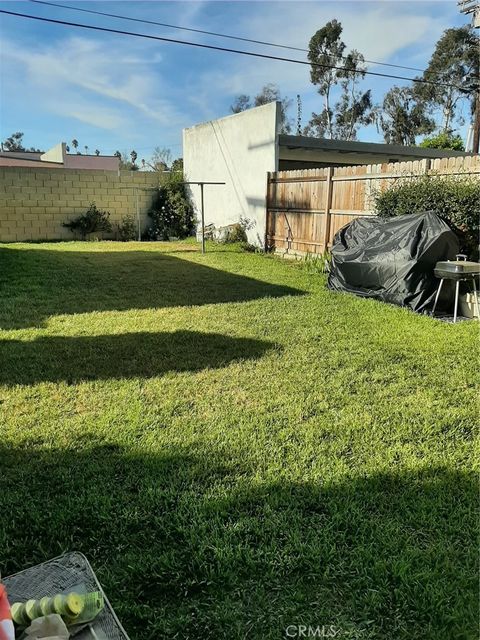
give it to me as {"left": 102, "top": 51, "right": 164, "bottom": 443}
{"left": 278, "top": 134, "right": 473, "bottom": 159}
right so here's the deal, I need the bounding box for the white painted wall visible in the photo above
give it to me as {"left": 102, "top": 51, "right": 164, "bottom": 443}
{"left": 183, "top": 102, "right": 279, "bottom": 247}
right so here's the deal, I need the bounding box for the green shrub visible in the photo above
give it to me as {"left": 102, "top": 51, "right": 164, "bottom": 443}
{"left": 63, "top": 202, "right": 112, "bottom": 240}
{"left": 117, "top": 214, "right": 137, "bottom": 241}
{"left": 146, "top": 172, "right": 195, "bottom": 240}
{"left": 419, "top": 133, "right": 464, "bottom": 151}
{"left": 374, "top": 174, "right": 480, "bottom": 259}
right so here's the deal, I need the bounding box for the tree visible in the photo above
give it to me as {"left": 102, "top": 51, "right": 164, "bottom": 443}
{"left": 114, "top": 150, "right": 135, "bottom": 170}
{"left": 254, "top": 84, "right": 292, "bottom": 133}
{"left": 229, "top": 84, "right": 292, "bottom": 133}
{"left": 415, "top": 26, "right": 479, "bottom": 133}
{"left": 71, "top": 139, "right": 79, "bottom": 153}
{"left": 129, "top": 150, "right": 139, "bottom": 171}
{"left": 1, "top": 132, "right": 42, "bottom": 152}
{"left": 171, "top": 158, "right": 183, "bottom": 173}
{"left": 230, "top": 95, "right": 251, "bottom": 114}
{"left": 2, "top": 131, "right": 25, "bottom": 151}
{"left": 379, "top": 86, "right": 435, "bottom": 145}
{"left": 95, "top": 149, "right": 100, "bottom": 156}
{"left": 305, "top": 20, "right": 373, "bottom": 140}
{"left": 419, "top": 132, "right": 464, "bottom": 151}
{"left": 84, "top": 145, "right": 89, "bottom": 155}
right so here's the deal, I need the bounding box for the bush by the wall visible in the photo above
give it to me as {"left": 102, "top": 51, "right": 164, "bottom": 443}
{"left": 374, "top": 174, "right": 480, "bottom": 259}
{"left": 146, "top": 172, "right": 195, "bottom": 240}
{"left": 117, "top": 214, "right": 137, "bottom": 241}
{"left": 63, "top": 202, "right": 112, "bottom": 240}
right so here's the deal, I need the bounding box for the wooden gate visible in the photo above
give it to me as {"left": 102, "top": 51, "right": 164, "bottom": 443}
{"left": 265, "top": 165, "right": 369, "bottom": 255}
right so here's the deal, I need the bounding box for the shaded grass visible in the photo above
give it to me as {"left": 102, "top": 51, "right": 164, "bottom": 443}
{"left": 0, "top": 241, "right": 478, "bottom": 639}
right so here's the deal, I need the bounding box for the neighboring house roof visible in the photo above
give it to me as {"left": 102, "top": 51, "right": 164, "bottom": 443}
{"left": 278, "top": 134, "right": 473, "bottom": 160}
{"left": 0, "top": 142, "right": 119, "bottom": 171}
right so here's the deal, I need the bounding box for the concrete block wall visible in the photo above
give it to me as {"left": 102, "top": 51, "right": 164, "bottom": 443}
{"left": 0, "top": 168, "right": 161, "bottom": 242}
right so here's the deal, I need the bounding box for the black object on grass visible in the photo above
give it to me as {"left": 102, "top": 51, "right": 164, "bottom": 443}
{"left": 328, "top": 211, "right": 459, "bottom": 313}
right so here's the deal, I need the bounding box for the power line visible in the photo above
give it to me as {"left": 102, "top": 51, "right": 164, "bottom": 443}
{"left": 0, "top": 9, "right": 462, "bottom": 89}
{"left": 28, "top": 0, "right": 428, "bottom": 75}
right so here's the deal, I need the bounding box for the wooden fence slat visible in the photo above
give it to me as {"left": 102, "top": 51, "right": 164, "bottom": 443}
{"left": 265, "top": 155, "right": 480, "bottom": 254}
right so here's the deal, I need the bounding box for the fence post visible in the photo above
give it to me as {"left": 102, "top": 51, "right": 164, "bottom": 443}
{"left": 323, "top": 167, "right": 333, "bottom": 253}
{"left": 265, "top": 172, "right": 271, "bottom": 252}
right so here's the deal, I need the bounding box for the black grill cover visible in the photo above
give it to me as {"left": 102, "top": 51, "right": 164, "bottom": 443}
{"left": 328, "top": 211, "right": 459, "bottom": 312}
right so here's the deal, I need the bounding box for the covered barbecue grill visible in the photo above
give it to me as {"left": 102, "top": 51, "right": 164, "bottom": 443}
{"left": 328, "top": 211, "right": 459, "bottom": 313}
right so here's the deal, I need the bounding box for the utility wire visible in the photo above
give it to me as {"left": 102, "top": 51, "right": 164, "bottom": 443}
{"left": 0, "top": 9, "right": 462, "bottom": 89}
{"left": 28, "top": 0, "right": 428, "bottom": 75}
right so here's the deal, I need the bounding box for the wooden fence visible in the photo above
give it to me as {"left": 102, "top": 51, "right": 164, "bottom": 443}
{"left": 265, "top": 155, "right": 480, "bottom": 255}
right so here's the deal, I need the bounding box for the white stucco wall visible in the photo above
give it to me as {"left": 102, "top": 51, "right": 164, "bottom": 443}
{"left": 183, "top": 102, "right": 280, "bottom": 247}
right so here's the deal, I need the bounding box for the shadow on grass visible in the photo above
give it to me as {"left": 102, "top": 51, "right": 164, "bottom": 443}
{"left": 0, "top": 247, "right": 304, "bottom": 329}
{"left": 0, "top": 443, "right": 476, "bottom": 640}
{"left": 0, "top": 331, "right": 275, "bottom": 385}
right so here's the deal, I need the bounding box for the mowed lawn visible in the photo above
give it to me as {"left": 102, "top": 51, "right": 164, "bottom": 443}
{"left": 0, "top": 241, "right": 478, "bottom": 640}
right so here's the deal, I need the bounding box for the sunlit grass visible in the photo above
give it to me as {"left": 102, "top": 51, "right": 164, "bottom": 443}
{"left": 0, "top": 241, "right": 478, "bottom": 640}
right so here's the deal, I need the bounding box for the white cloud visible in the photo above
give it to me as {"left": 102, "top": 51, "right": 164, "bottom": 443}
{"left": 0, "top": 0, "right": 462, "bottom": 150}
{"left": 187, "top": 0, "right": 451, "bottom": 135}
{"left": 1, "top": 34, "right": 188, "bottom": 129}
{"left": 58, "top": 104, "right": 128, "bottom": 131}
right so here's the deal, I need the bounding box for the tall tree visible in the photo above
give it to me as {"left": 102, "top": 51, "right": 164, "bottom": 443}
{"left": 380, "top": 86, "right": 435, "bottom": 145}
{"left": 1, "top": 132, "right": 42, "bottom": 152}
{"left": 130, "top": 150, "right": 138, "bottom": 170}
{"left": 229, "top": 84, "right": 292, "bottom": 133}
{"left": 71, "top": 139, "right": 79, "bottom": 153}
{"left": 415, "top": 26, "right": 479, "bottom": 134}
{"left": 306, "top": 20, "right": 373, "bottom": 140}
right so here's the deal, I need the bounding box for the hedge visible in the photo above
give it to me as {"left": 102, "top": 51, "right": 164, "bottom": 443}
{"left": 374, "top": 174, "right": 480, "bottom": 260}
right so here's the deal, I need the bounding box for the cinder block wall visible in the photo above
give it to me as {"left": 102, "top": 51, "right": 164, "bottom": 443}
{"left": 0, "top": 168, "right": 161, "bottom": 242}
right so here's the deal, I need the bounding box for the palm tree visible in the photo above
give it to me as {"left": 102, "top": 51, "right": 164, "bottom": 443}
{"left": 95, "top": 149, "right": 100, "bottom": 156}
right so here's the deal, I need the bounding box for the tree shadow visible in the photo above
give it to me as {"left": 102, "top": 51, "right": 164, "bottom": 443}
{"left": 0, "top": 247, "right": 304, "bottom": 329}
{"left": 0, "top": 331, "right": 275, "bottom": 386}
{"left": 1, "top": 443, "right": 476, "bottom": 640}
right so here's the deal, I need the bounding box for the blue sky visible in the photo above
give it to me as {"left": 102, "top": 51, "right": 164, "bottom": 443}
{"left": 0, "top": 1, "right": 471, "bottom": 161}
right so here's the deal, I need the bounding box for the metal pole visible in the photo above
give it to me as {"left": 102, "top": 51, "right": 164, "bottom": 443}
{"left": 473, "top": 90, "right": 480, "bottom": 154}
{"left": 431, "top": 279, "right": 444, "bottom": 317}
{"left": 472, "top": 278, "right": 480, "bottom": 320}
{"left": 200, "top": 182, "right": 205, "bottom": 254}
{"left": 135, "top": 188, "right": 141, "bottom": 241}
{"left": 453, "top": 280, "right": 460, "bottom": 323}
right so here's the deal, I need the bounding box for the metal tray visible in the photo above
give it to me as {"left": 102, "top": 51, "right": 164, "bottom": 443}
{"left": 4, "top": 552, "right": 130, "bottom": 639}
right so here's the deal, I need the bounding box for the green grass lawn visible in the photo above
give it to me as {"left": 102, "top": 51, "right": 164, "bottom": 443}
{"left": 0, "top": 240, "right": 478, "bottom": 639}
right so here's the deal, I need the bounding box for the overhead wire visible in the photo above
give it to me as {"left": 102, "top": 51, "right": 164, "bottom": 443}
{"left": 28, "top": 0, "right": 429, "bottom": 75}
{"left": 0, "top": 9, "right": 464, "bottom": 89}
